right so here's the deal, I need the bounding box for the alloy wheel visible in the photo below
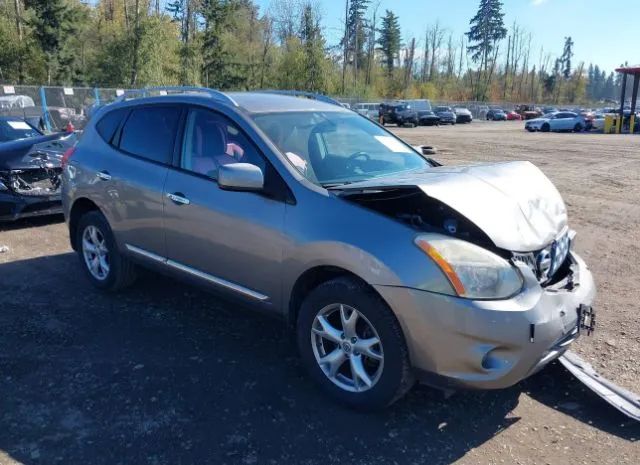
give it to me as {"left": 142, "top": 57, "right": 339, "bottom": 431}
{"left": 82, "top": 225, "right": 110, "bottom": 281}
{"left": 310, "top": 303, "right": 384, "bottom": 393}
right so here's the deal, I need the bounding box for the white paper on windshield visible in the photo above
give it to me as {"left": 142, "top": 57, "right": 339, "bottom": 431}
{"left": 8, "top": 121, "right": 31, "bottom": 130}
{"left": 116, "top": 89, "right": 125, "bottom": 96}
{"left": 3, "top": 85, "right": 15, "bottom": 94}
{"left": 374, "top": 135, "right": 412, "bottom": 153}
{"left": 286, "top": 152, "right": 308, "bottom": 174}
{"left": 63, "top": 87, "right": 74, "bottom": 95}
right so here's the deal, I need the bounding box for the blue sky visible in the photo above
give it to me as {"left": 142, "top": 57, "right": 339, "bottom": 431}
{"left": 254, "top": 0, "right": 639, "bottom": 74}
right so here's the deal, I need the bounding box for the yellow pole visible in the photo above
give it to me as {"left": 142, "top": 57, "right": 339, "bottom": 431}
{"left": 630, "top": 114, "right": 636, "bottom": 134}
{"left": 616, "top": 114, "right": 623, "bottom": 134}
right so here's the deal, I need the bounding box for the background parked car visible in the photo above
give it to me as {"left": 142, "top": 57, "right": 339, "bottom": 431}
{"left": 525, "top": 111, "right": 587, "bottom": 132}
{"left": 418, "top": 110, "right": 440, "bottom": 126}
{"left": 405, "top": 99, "right": 432, "bottom": 112}
{"left": 433, "top": 106, "right": 456, "bottom": 124}
{"left": 486, "top": 108, "right": 507, "bottom": 121}
{"left": 454, "top": 107, "right": 473, "bottom": 123}
{"left": 514, "top": 104, "right": 541, "bottom": 120}
{"left": 0, "top": 116, "right": 42, "bottom": 143}
{"left": 0, "top": 128, "right": 76, "bottom": 221}
{"left": 353, "top": 102, "right": 380, "bottom": 120}
{"left": 506, "top": 110, "right": 523, "bottom": 121}
{"left": 0, "top": 95, "right": 36, "bottom": 110}
{"left": 379, "top": 102, "right": 419, "bottom": 127}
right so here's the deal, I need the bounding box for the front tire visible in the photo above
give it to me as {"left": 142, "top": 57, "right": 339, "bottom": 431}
{"left": 76, "top": 210, "right": 137, "bottom": 291}
{"left": 296, "top": 277, "right": 414, "bottom": 410}
{"left": 541, "top": 123, "right": 550, "bottom": 132}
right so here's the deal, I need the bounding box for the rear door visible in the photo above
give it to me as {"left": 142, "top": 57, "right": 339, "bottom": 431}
{"left": 95, "top": 104, "right": 182, "bottom": 258}
{"left": 553, "top": 112, "right": 572, "bottom": 130}
{"left": 162, "top": 106, "right": 287, "bottom": 306}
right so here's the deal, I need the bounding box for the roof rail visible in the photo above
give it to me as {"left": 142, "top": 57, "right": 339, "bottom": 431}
{"left": 114, "top": 86, "right": 238, "bottom": 107}
{"left": 257, "top": 90, "right": 345, "bottom": 108}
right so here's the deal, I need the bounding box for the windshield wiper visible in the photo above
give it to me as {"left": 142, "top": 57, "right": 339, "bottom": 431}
{"left": 322, "top": 181, "right": 357, "bottom": 189}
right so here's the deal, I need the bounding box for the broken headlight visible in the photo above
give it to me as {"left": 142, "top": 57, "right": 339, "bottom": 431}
{"left": 0, "top": 172, "right": 9, "bottom": 191}
{"left": 415, "top": 234, "right": 523, "bottom": 300}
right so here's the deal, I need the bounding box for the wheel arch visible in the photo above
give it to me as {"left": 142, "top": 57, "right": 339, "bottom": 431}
{"left": 68, "top": 197, "right": 103, "bottom": 251}
{"left": 288, "top": 266, "right": 377, "bottom": 327}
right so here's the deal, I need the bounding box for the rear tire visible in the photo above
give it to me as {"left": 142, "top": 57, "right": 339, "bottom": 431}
{"left": 76, "top": 210, "right": 137, "bottom": 291}
{"left": 574, "top": 123, "right": 583, "bottom": 132}
{"left": 297, "top": 277, "right": 414, "bottom": 410}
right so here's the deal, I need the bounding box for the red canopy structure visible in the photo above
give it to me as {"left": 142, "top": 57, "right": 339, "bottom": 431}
{"left": 615, "top": 65, "right": 640, "bottom": 133}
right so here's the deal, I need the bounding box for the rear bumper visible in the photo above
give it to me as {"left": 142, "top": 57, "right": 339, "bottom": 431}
{"left": 375, "top": 252, "right": 596, "bottom": 390}
{"left": 0, "top": 191, "right": 62, "bottom": 222}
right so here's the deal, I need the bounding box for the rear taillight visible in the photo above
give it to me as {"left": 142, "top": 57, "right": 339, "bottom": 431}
{"left": 61, "top": 146, "right": 76, "bottom": 169}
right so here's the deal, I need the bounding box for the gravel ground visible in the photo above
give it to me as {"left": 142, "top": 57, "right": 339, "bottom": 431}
{"left": 0, "top": 122, "right": 638, "bottom": 465}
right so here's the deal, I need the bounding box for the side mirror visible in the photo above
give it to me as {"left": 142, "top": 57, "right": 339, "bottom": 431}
{"left": 218, "top": 163, "right": 264, "bottom": 192}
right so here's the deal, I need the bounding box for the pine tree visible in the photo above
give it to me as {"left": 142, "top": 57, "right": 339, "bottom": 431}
{"left": 377, "top": 10, "right": 401, "bottom": 78}
{"left": 201, "top": 0, "right": 237, "bottom": 88}
{"left": 342, "top": 0, "right": 369, "bottom": 74}
{"left": 560, "top": 36, "right": 574, "bottom": 79}
{"left": 25, "top": 0, "right": 78, "bottom": 84}
{"left": 299, "top": 3, "right": 325, "bottom": 92}
{"left": 466, "top": 0, "right": 507, "bottom": 69}
{"left": 466, "top": 0, "right": 507, "bottom": 99}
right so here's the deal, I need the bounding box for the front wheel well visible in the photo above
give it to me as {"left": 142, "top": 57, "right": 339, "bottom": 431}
{"left": 288, "top": 266, "right": 372, "bottom": 327}
{"left": 68, "top": 198, "right": 101, "bottom": 250}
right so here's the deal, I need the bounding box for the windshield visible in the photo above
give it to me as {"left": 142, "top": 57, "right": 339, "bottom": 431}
{"left": 434, "top": 106, "right": 450, "bottom": 112}
{"left": 252, "top": 111, "right": 430, "bottom": 186}
{"left": 0, "top": 119, "right": 41, "bottom": 142}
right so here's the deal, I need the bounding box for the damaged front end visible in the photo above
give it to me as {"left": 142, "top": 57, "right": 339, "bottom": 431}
{"left": 0, "top": 161, "right": 63, "bottom": 221}
{"left": 334, "top": 161, "right": 598, "bottom": 390}
{"left": 336, "top": 161, "right": 578, "bottom": 290}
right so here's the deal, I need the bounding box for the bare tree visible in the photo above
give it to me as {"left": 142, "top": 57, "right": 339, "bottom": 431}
{"left": 341, "top": 0, "right": 348, "bottom": 94}
{"left": 13, "top": 0, "right": 24, "bottom": 82}
{"left": 365, "top": 1, "right": 380, "bottom": 85}
{"left": 130, "top": 0, "right": 141, "bottom": 85}
{"left": 403, "top": 37, "right": 416, "bottom": 91}
{"left": 420, "top": 28, "right": 428, "bottom": 82}
{"left": 259, "top": 14, "right": 273, "bottom": 88}
{"left": 427, "top": 21, "right": 444, "bottom": 81}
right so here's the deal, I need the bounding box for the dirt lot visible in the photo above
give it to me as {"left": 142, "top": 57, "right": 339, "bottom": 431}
{"left": 0, "top": 122, "right": 638, "bottom": 465}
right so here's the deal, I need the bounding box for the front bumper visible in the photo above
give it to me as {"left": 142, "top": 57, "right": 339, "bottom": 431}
{"left": 456, "top": 115, "right": 472, "bottom": 123}
{"left": 0, "top": 191, "right": 62, "bottom": 222}
{"left": 375, "top": 252, "right": 596, "bottom": 390}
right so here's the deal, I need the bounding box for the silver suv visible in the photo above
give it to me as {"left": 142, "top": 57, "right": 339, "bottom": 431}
{"left": 62, "top": 88, "right": 596, "bottom": 410}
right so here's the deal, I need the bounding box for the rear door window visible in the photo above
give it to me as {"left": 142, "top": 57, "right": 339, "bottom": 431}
{"left": 96, "top": 108, "right": 128, "bottom": 144}
{"left": 119, "top": 106, "right": 180, "bottom": 164}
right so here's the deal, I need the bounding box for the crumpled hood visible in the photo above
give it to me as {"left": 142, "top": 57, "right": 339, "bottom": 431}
{"left": 0, "top": 133, "right": 75, "bottom": 170}
{"left": 338, "top": 161, "right": 567, "bottom": 251}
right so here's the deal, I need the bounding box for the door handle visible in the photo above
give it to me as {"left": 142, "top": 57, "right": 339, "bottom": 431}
{"left": 167, "top": 192, "right": 190, "bottom": 205}
{"left": 96, "top": 171, "right": 112, "bottom": 181}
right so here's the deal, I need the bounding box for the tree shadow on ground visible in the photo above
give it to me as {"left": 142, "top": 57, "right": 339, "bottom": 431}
{"left": 0, "top": 253, "right": 636, "bottom": 465}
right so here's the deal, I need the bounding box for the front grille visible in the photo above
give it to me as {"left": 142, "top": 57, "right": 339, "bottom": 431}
{"left": 513, "top": 231, "right": 572, "bottom": 284}
{"left": 8, "top": 168, "right": 62, "bottom": 197}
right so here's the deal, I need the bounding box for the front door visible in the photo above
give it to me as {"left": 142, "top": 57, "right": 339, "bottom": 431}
{"left": 163, "top": 107, "right": 287, "bottom": 305}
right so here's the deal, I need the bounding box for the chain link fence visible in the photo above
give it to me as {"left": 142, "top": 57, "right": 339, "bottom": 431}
{"left": 1, "top": 83, "right": 563, "bottom": 133}
{"left": 0, "top": 85, "right": 128, "bottom": 132}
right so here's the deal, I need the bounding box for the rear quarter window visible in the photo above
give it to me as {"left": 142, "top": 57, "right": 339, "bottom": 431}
{"left": 118, "top": 106, "right": 180, "bottom": 164}
{"left": 96, "top": 108, "right": 128, "bottom": 144}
